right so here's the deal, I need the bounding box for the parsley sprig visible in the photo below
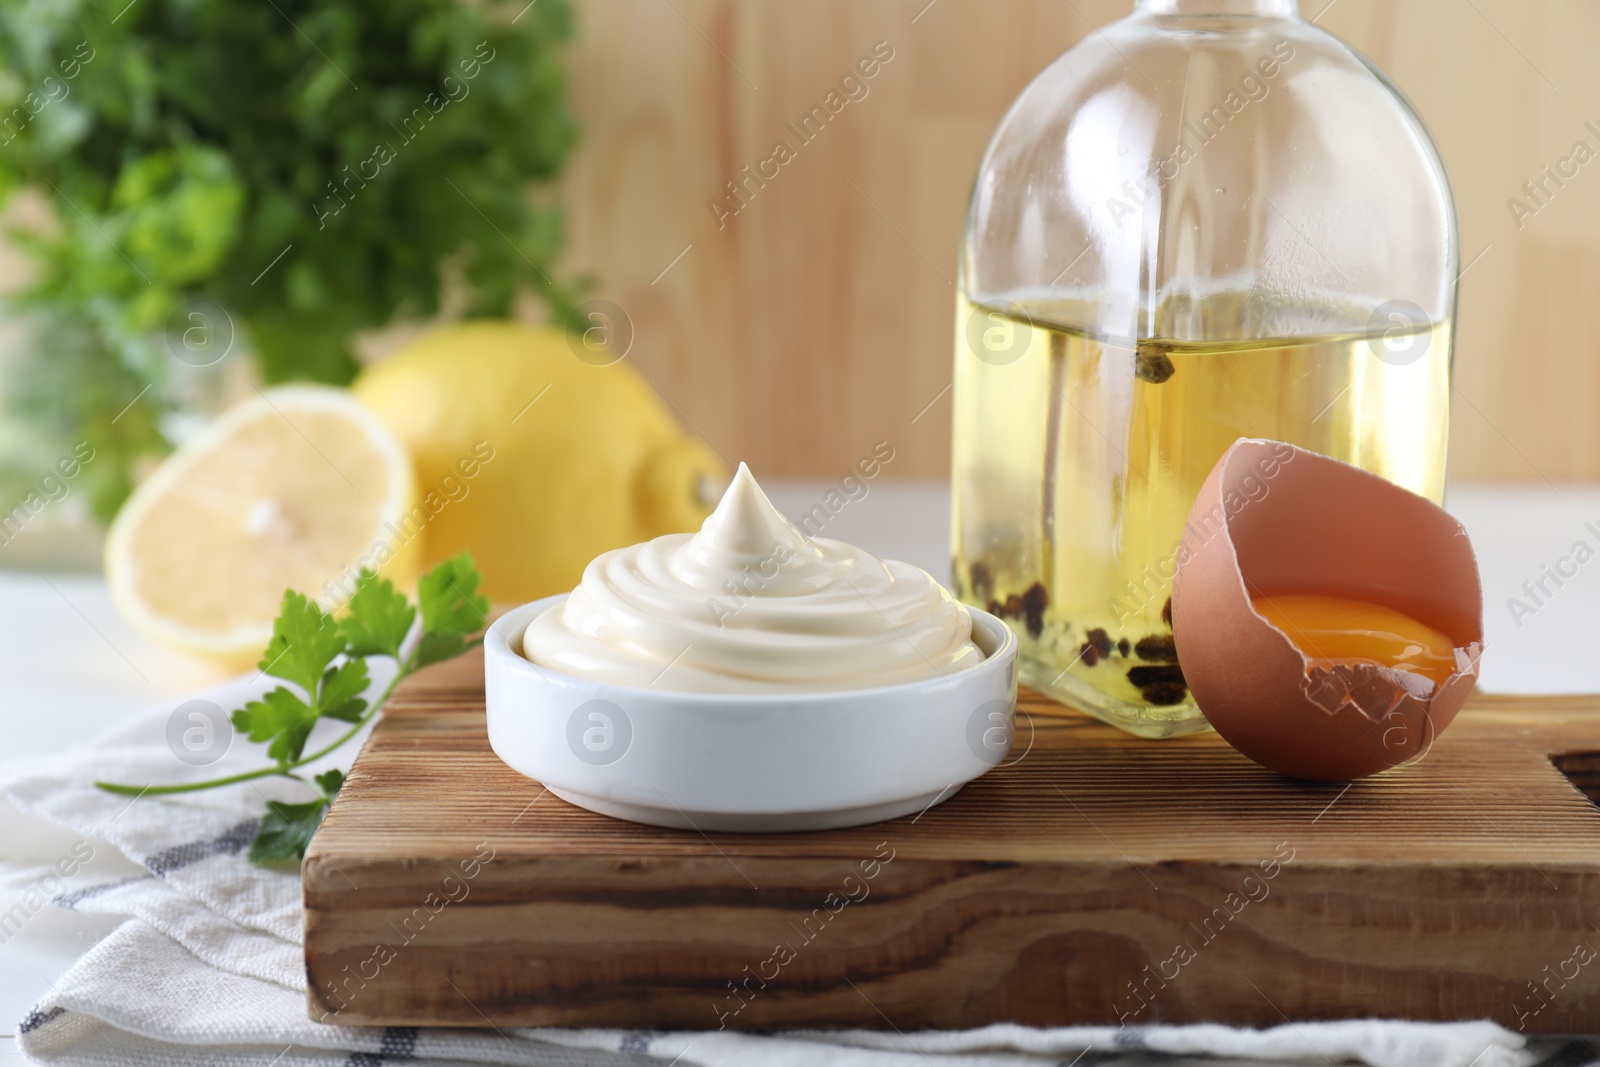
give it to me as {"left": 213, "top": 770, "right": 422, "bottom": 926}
{"left": 97, "top": 553, "right": 489, "bottom": 863}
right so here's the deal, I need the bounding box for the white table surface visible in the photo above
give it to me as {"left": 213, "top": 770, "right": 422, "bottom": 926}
{"left": 2, "top": 479, "right": 1598, "bottom": 1060}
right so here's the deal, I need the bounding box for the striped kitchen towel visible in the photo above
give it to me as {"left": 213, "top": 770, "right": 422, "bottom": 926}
{"left": 1, "top": 680, "right": 1590, "bottom": 1067}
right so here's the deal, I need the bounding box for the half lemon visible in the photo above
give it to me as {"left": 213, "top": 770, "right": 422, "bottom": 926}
{"left": 105, "top": 386, "right": 418, "bottom": 666}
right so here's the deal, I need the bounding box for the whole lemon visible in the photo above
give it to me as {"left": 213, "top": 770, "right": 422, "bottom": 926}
{"left": 353, "top": 322, "right": 724, "bottom": 602}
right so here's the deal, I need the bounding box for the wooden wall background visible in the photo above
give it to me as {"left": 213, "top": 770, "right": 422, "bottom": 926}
{"left": 552, "top": 0, "right": 1600, "bottom": 483}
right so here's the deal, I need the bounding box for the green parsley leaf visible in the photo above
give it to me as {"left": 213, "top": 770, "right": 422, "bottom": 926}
{"left": 417, "top": 553, "right": 490, "bottom": 637}
{"left": 317, "top": 659, "right": 370, "bottom": 723}
{"left": 414, "top": 631, "right": 466, "bottom": 669}
{"left": 96, "top": 554, "right": 491, "bottom": 868}
{"left": 340, "top": 571, "right": 415, "bottom": 658}
{"left": 248, "top": 798, "right": 330, "bottom": 864}
{"left": 314, "top": 769, "right": 345, "bottom": 799}
{"left": 231, "top": 687, "right": 319, "bottom": 765}
{"left": 258, "top": 591, "right": 347, "bottom": 696}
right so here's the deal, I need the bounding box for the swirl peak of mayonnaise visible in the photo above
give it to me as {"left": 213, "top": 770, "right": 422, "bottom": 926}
{"left": 521, "top": 463, "right": 984, "bottom": 693}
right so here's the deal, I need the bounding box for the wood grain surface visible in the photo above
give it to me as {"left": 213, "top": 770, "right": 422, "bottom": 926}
{"left": 304, "top": 649, "right": 1600, "bottom": 1032}
{"left": 550, "top": 0, "right": 1600, "bottom": 484}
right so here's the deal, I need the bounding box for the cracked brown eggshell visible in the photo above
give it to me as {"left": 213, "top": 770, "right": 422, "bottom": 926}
{"left": 1170, "top": 439, "right": 1483, "bottom": 781}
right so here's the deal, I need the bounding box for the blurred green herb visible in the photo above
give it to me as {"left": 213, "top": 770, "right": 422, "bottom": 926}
{"left": 0, "top": 0, "right": 580, "bottom": 521}
{"left": 96, "top": 552, "right": 490, "bottom": 865}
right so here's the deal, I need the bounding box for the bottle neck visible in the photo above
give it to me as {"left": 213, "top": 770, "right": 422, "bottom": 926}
{"left": 1135, "top": 0, "right": 1298, "bottom": 15}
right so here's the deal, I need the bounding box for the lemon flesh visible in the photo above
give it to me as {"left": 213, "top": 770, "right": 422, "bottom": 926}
{"left": 105, "top": 386, "right": 418, "bottom": 666}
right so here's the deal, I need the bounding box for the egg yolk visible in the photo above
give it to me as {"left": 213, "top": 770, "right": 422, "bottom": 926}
{"left": 1249, "top": 594, "right": 1458, "bottom": 687}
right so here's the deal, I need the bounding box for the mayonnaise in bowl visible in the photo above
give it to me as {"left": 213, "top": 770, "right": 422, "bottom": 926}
{"left": 521, "top": 463, "right": 984, "bottom": 692}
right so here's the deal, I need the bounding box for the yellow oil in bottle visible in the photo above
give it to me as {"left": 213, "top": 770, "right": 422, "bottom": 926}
{"left": 950, "top": 291, "right": 1451, "bottom": 737}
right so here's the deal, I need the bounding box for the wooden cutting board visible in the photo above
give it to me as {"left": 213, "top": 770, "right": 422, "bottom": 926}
{"left": 304, "top": 648, "right": 1600, "bottom": 1033}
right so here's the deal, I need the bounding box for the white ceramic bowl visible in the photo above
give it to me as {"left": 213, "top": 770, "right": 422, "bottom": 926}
{"left": 484, "top": 596, "right": 1019, "bottom": 832}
